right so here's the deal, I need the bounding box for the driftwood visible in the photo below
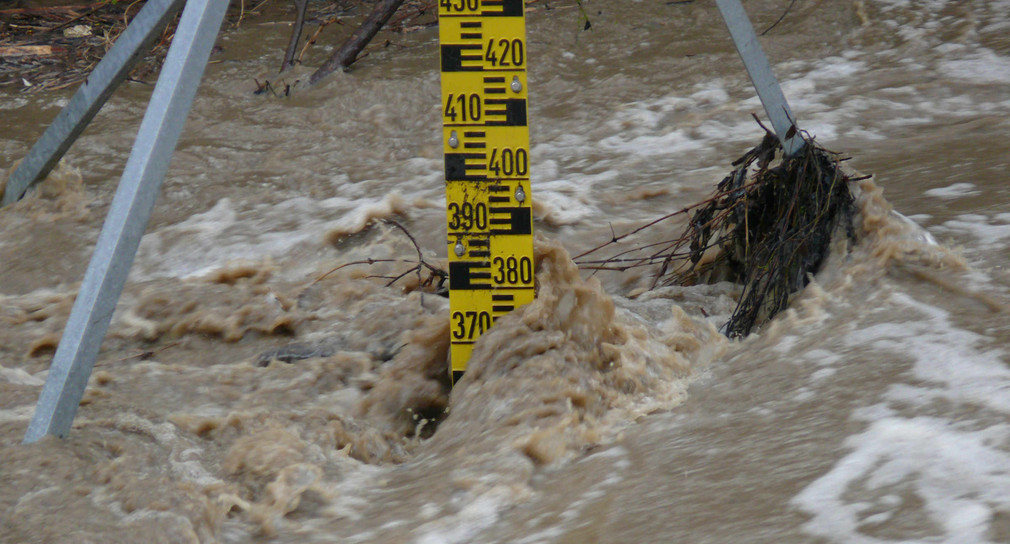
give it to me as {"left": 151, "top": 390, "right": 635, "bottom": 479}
{"left": 576, "top": 127, "right": 862, "bottom": 337}
{"left": 309, "top": 0, "right": 406, "bottom": 84}
{"left": 663, "top": 131, "right": 857, "bottom": 336}
{"left": 311, "top": 220, "right": 448, "bottom": 298}
{"left": 0, "top": 1, "right": 178, "bottom": 92}
{"left": 4, "top": 0, "right": 438, "bottom": 91}
{"left": 0, "top": 5, "right": 97, "bottom": 15}
{"left": 0, "top": 45, "right": 58, "bottom": 58}
{"left": 279, "top": 0, "right": 309, "bottom": 72}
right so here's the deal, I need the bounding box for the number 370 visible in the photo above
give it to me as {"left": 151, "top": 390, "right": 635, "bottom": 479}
{"left": 452, "top": 311, "right": 491, "bottom": 339}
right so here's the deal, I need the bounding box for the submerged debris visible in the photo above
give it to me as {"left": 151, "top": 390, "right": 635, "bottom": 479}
{"left": 0, "top": 1, "right": 178, "bottom": 92}
{"left": 660, "top": 130, "right": 858, "bottom": 337}
{"left": 577, "top": 128, "right": 861, "bottom": 337}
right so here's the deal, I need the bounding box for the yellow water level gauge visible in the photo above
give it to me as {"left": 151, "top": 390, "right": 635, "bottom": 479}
{"left": 439, "top": 0, "right": 535, "bottom": 383}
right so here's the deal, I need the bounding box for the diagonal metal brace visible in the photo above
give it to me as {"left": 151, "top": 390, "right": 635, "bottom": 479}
{"left": 715, "top": 0, "right": 804, "bottom": 157}
{"left": 23, "top": 0, "right": 229, "bottom": 444}
{"left": 1, "top": 0, "right": 187, "bottom": 207}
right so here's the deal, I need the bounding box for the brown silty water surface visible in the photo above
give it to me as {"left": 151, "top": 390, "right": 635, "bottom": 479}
{"left": 2, "top": 1, "right": 1010, "bottom": 542}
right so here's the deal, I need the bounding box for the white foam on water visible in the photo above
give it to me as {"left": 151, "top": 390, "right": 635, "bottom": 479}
{"left": 804, "top": 349, "right": 844, "bottom": 368}
{"left": 794, "top": 416, "right": 1010, "bottom": 544}
{"left": 0, "top": 405, "right": 35, "bottom": 423}
{"left": 534, "top": 181, "right": 603, "bottom": 225}
{"left": 742, "top": 38, "right": 1010, "bottom": 146}
{"left": 689, "top": 85, "right": 730, "bottom": 107}
{"left": 321, "top": 462, "right": 389, "bottom": 526}
{"left": 498, "top": 446, "right": 631, "bottom": 544}
{"left": 411, "top": 489, "right": 512, "bottom": 544}
{"left": 923, "top": 183, "right": 980, "bottom": 199}
{"left": 0, "top": 365, "right": 44, "bottom": 387}
{"left": 598, "top": 125, "right": 708, "bottom": 157}
{"left": 0, "top": 97, "right": 29, "bottom": 110}
{"left": 794, "top": 292, "right": 1010, "bottom": 542}
{"left": 133, "top": 191, "right": 414, "bottom": 280}
{"left": 559, "top": 446, "right": 630, "bottom": 520}
{"left": 809, "top": 367, "right": 838, "bottom": 381}
{"left": 933, "top": 214, "right": 1010, "bottom": 251}
{"left": 847, "top": 292, "right": 1010, "bottom": 412}
{"left": 890, "top": 211, "right": 938, "bottom": 246}
{"left": 939, "top": 49, "right": 1010, "bottom": 85}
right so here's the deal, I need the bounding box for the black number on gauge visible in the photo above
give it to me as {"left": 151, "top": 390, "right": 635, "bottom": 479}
{"left": 440, "top": 0, "right": 478, "bottom": 12}
{"left": 493, "top": 256, "right": 532, "bottom": 284}
{"left": 444, "top": 93, "right": 481, "bottom": 122}
{"left": 487, "top": 147, "right": 528, "bottom": 176}
{"left": 484, "top": 38, "right": 524, "bottom": 67}
{"left": 452, "top": 311, "right": 492, "bottom": 339}
{"left": 448, "top": 202, "right": 487, "bottom": 230}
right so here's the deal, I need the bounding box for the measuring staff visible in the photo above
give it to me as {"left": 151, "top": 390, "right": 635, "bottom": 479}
{"left": 438, "top": 0, "right": 535, "bottom": 383}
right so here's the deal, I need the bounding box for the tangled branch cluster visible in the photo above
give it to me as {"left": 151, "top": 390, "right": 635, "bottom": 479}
{"left": 579, "top": 129, "right": 861, "bottom": 337}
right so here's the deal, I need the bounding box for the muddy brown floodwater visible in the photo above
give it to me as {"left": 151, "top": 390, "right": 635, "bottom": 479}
{"left": 2, "top": 0, "right": 1010, "bottom": 542}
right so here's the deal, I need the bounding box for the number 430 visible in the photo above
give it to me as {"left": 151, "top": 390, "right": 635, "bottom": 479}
{"left": 440, "top": 0, "right": 478, "bottom": 12}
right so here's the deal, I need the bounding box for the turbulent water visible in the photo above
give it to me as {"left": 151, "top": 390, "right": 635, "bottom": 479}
{"left": 2, "top": 0, "right": 1010, "bottom": 542}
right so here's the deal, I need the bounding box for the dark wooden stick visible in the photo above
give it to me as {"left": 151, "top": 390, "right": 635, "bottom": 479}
{"left": 0, "top": 4, "right": 99, "bottom": 15}
{"left": 384, "top": 219, "right": 428, "bottom": 306}
{"left": 280, "top": 0, "right": 309, "bottom": 72}
{"left": 309, "top": 0, "right": 405, "bottom": 84}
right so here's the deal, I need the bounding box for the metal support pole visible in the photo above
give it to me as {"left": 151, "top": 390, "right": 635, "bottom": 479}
{"left": 23, "top": 0, "right": 229, "bottom": 444}
{"left": 714, "top": 0, "right": 804, "bottom": 156}
{"left": 2, "top": 0, "right": 187, "bottom": 207}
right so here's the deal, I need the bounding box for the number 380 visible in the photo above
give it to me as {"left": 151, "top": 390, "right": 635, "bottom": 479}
{"left": 493, "top": 256, "right": 533, "bottom": 284}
